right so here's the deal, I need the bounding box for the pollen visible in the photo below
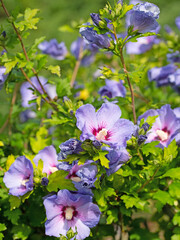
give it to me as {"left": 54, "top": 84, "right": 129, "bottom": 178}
{"left": 96, "top": 128, "right": 108, "bottom": 141}
{"left": 65, "top": 207, "right": 74, "bottom": 220}
{"left": 156, "top": 129, "right": 169, "bottom": 142}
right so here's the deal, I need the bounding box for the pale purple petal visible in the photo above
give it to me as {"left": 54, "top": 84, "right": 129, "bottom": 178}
{"left": 45, "top": 215, "right": 69, "bottom": 237}
{"left": 105, "top": 119, "right": 134, "bottom": 147}
{"left": 96, "top": 102, "right": 122, "bottom": 130}
{"left": 33, "top": 145, "right": 58, "bottom": 175}
{"left": 3, "top": 156, "right": 33, "bottom": 196}
{"left": 76, "top": 203, "right": 101, "bottom": 228}
{"left": 75, "top": 104, "right": 98, "bottom": 140}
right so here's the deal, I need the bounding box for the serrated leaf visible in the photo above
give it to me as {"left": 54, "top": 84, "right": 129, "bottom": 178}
{"left": 4, "top": 59, "right": 18, "bottom": 73}
{"left": 47, "top": 170, "right": 77, "bottom": 192}
{"left": 163, "top": 140, "right": 178, "bottom": 162}
{"left": 93, "top": 151, "right": 109, "bottom": 168}
{"left": 160, "top": 168, "right": 180, "bottom": 179}
{"left": 153, "top": 190, "right": 174, "bottom": 205}
{"left": 142, "top": 141, "right": 162, "bottom": 156}
{"left": 30, "top": 127, "right": 51, "bottom": 154}
{"left": 121, "top": 195, "right": 146, "bottom": 210}
{"left": 43, "top": 117, "right": 71, "bottom": 125}
{"left": 4, "top": 209, "right": 21, "bottom": 225}
{"left": 47, "top": 65, "right": 61, "bottom": 77}
{"left": 9, "top": 195, "right": 21, "bottom": 210}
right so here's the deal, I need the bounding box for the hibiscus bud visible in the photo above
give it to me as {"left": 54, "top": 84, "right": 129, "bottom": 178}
{"left": 141, "top": 123, "right": 150, "bottom": 132}
{"left": 41, "top": 177, "right": 49, "bottom": 186}
{"left": 138, "top": 135, "right": 147, "bottom": 145}
{"left": 92, "top": 140, "right": 102, "bottom": 149}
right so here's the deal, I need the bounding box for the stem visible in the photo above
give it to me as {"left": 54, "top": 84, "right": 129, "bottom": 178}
{"left": 0, "top": 0, "right": 52, "bottom": 102}
{"left": 70, "top": 40, "right": 84, "bottom": 88}
{"left": 119, "top": 47, "right": 136, "bottom": 124}
{"left": 0, "top": 83, "right": 20, "bottom": 134}
{"left": 113, "top": 27, "right": 137, "bottom": 124}
{"left": 137, "top": 167, "right": 160, "bottom": 193}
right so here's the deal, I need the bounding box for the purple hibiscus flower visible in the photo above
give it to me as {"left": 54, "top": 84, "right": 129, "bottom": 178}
{"left": 59, "top": 161, "right": 97, "bottom": 190}
{"left": 80, "top": 25, "right": 111, "bottom": 49}
{"left": 43, "top": 189, "right": 101, "bottom": 239}
{"left": 3, "top": 156, "right": 34, "bottom": 196}
{"left": 105, "top": 148, "right": 130, "bottom": 175}
{"left": 175, "top": 16, "right": 180, "bottom": 30}
{"left": 33, "top": 145, "right": 59, "bottom": 176}
{"left": 148, "top": 64, "right": 177, "bottom": 87}
{"left": 126, "top": 25, "right": 160, "bottom": 54}
{"left": 20, "top": 109, "right": 37, "bottom": 123}
{"left": 20, "top": 76, "right": 57, "bottom": 108}
{"left": 174, "top": 107, "right": 180, "bottom": 119}
{"left": 98, "top": 79, "right": 126, "bottom": 98}
{"left": 38, "top": 39, "right": 67, "bottom": 60}
{"left": 71, "top": 37, "right": 98, "bottom": 66}
{"left": 0, "top": 66, "right": 8, "bottom": 90}
{"left": 75, "top": 102, "right": 134, "bottom": 147}
{"left": 127, "top": 2, "right": 160, "bottom": 33}
{"left": 167, "top": 51, "right": 180, "bottom": 63}
{"left": 168, "top": 69, "right": 180, "bottom": 94}
{"left": 138, "top": 104, "right": 180, "bottom": 148}
{"left": 58, "top": 138, "right": 83, "bottom": 160}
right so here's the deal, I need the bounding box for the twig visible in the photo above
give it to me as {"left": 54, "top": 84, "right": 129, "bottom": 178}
{"left": 70, "top": 39, "right": 84, "bottom": 88}
{"left": 0, "top": 83, "right": 20, "bottom": 134}
{"left": 137, "top": 167, "right": 160, "bottom": 193}
{"left": 0, "top": 0, "right": 52, "bottom": 102}
{"left": 113, "top": 27, "right": 137, "bottom": 124}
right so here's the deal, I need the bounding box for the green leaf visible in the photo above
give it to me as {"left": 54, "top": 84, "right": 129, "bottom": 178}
{"left": 9, "top": 195, "right": 21, "bottom": 210}
{"left": 4, "top": 209, "right": 21, "bottom": 225}
{"left": 121, "top": 195, "right": 146, "bottom": 210}
{"left": 140, "top": 115, "right": 158, "bottom": 129}
{"left": 106, "top": 209, "right": 118, "bottom": 224}
{"left": 160, "top": 168, "right": 180, "bottom": 179}
{"left": 43, "top": 117, "right": 71, "bottom": 125}
{"left": 37, "top": 159, "right": 43, "bottom": 172}
{"left": 173, "top": 212, "right": 180, "bottom": 226}
{"left": 57, "top": 78, "right": 71, "bottom": 97}
{"left": 0, "top": 233, "right": 4, "bottom": 240}
{"left": 47, "top": 65, "right": 61, "bottom": 77}
{"left": 0, "top": 224, "right": 6, "bottom": 232}
{"left": 142, "top": 141, "right": 162, "bottom": 157}
{"left": 163, "top": 140, "right": 178, "bottom": 162}
{"left": 47, "top": 170, "right": 77, "bottom": 192}
{"left": 93, "top": 151, "right": 109, "bottom": 168}
{"left": 21, "top": 191, "right": 33, "bottom": 203}
{"left": 94, "top": 187, "right": 117, "bottom": 210}
{"left": 30, "top": 127, "right": 51, "bottom": 153}
{"left": 169, "top": 182, "right": 180, "bottom": 199}
{"left": 171, "top": 234, "right": 180, "bottom": 240}
{"left": 12, "top": 224, "right": 31, "bottom": 240}
{"left": 153, "top": 190, "right": 174, "bottom": 205}
{"left": 4, "top": 59, "right": 18, "bottom": 73}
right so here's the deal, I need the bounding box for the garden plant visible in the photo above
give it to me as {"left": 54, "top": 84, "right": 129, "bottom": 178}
{"left": 0, "top": 0, "right": 180, "bottom": 239}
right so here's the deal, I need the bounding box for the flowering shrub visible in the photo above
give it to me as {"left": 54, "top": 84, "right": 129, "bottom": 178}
{"left": 0, "top": 0, "right": 180, "bottom": 240}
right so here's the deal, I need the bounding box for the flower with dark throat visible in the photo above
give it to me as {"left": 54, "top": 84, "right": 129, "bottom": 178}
{"left": 43, "top": 190, "right": 101, "bottom": 239}
{"left": 138, "top": 104, "right": 180, "bottom": 148}
{"left": 3, "top": 156, "right": 34, "bottom": 196}
{"left": 75, "top": 102, "right": 134, "bottom": 148}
